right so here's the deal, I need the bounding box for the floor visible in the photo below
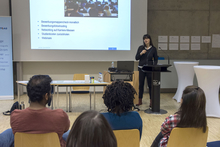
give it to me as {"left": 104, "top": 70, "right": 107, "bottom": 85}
{"left": 0, "top": 93, "right": 220, "bottom": 147}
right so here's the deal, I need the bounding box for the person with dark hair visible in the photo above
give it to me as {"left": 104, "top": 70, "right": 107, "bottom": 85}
{"left": 65, "top": 2, "right": 83, "bottom": 17}
{"left": 151, "top": 85, "right": 207, "bottom": 147}
{"left": 102, "top": 80, "right": 143, "bottom": 138}
{"left": 135, "top": 34, "right": 158, "bottom": 107}
{"left": 0, "top": 75, "right": 70, "bottom": 147}
{"left": 66, "top": 110, "right": 117, "bottom": 147}
{"left": 89, "top": 3, "right": 99, "bottom": 16}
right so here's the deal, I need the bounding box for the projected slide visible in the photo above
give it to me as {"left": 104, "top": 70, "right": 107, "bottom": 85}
{"left": 30, "top": 0, "right": 130, "bottom": 50}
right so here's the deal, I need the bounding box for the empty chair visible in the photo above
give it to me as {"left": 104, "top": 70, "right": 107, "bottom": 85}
{"left": 167, "top": 127, "right": 208, "bottom": 147}
{"left": 113, "top": 129, "right": 140, "bottom": 147}
{"left": 14, "top": 132, "right": 60, "bottom": 147}
{"left": 72, "top": 74, "right": 90, "bottom": 93}
{"left": 72, "top": 74, "right": 91, "bottom": 109}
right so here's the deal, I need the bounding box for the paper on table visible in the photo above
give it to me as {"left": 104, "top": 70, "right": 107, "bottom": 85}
{"left": 63, "top": 80, "right": 74, "bottom": 83}
{"left": 17, "top": 81, "right": 28, "bottom": 83}
{"left": 74, "top": 80, "right": 85, "bottom": 83}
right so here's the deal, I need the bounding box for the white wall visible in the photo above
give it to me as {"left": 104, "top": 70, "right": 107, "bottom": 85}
{"left": 0, "top": 0, "right": 9, "bottom": 16}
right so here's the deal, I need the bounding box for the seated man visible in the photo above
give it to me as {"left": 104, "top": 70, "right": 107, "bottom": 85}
{"left": 0, "top": 75, "right": 70, "bottom": 147}
{"left": 102, "top": 80, "right": 143, "bottom": 139}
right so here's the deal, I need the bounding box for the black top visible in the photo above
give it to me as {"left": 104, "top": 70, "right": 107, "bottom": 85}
{"left": 135, "top": 45, "right": 158, "bottom": 66}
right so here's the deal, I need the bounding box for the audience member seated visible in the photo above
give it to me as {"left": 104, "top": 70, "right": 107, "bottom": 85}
{"left": 65, "top": 2, "right": 83, "bottom": 17}
{"left": 66, "top": 110, "right": 117, "bottom": 147}
{"left": 65, "top": 1, "right": 74, "bottom": 16}
{"left": 97, "top": 4, "right": 103, "bottom": 13}
{"left": 102, "top": 80, "right": 143, "bottom": 138}
{"left": 108, "top": 0, "right": 114, "bottom": 9}
{"left": 151, "top": 85, "right": 207, "bottom": 147}
{"left": 89, "top": 3, "right": 99, "bottom": 17}
{"left": 103, "top": 5, "right": 111, "bottom": 16}
{"left": 112, "top": 2, "right": 118, "bottom": 13}
{"left": 88, "top": 0, "right": 94, "bottom": 4}
{"left": 0, "top": 75, "right": 70, "bottom": 147}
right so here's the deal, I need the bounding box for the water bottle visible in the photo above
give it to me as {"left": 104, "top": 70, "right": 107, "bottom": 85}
{"left": 111, "top": 62, "right": 114, "bottom": 68}
{"left": 20, "top": 101, "right": 25, "bottom": 110}
{"left": 98, "top": 72, "right": 103, "bottom": 82}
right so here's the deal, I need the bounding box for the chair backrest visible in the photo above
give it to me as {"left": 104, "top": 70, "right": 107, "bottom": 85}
{"left": 167, "top": 127, "right": 208, "bottom": 147}
{"left": 73, "top": 74, "right": 90, "bottom": 91}
{"left": 113, "top": 129, "right": 140, "bottom": 147}
{"left": 14, "top": 132, "right": 60, "bottom": 147}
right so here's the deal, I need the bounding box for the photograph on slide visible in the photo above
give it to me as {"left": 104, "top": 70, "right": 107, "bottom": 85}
{"left": 64, "top": 0, "right": 118, "bottom": 17}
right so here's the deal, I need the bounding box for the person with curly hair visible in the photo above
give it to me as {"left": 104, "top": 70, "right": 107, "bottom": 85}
{"left": 102, "top": 80, "right": 143, "bottom": 138}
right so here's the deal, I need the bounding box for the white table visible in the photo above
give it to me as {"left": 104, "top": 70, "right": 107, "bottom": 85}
{"left": 194, "top": 66, "right": 220, "bottom": 118}
{"left": 173, "top": 62, "right": 199, "bottom": 102}
{"left": 16, "top": 80, "right": 110, "bottom": 112}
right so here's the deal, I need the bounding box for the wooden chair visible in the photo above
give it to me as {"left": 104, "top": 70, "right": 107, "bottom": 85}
{"left": 72, "top": 74, "right": 91, "bottom": 109}
{"left": 14, "top": 132, "right": 60, "bottom": 147}
{"left": 113, "top": 129, "right": 140, "bottom": 147}
{"left": 167, "top": 127, "right": 208, "bottom": 147}
{"left": 72, "top": 74, "right": 90, "bottom": 92}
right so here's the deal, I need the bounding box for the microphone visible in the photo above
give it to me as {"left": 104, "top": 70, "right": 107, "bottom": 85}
{"left": 159, "top": 47, "right": 170, "bottom": 65}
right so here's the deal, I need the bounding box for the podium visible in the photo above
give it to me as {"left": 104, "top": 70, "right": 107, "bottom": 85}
{"left": 142, "top": 64, "right": 171, "bottom": 114}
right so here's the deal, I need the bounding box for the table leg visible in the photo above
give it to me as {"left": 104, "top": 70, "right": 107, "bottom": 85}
{"left": 17, "top": 83, "right": 20, "bottom": 104}
{"left": 57, "top": 85, "right": 59, "bottom": 109}
{"left": 51, "top": 85, "right": 55, "bottom": 110}
{"left": 69, "top": 86, "right": 72, "bottom": 112}
{"left": 94, "top": 86, "right": 96, "bottom": 110}
{"left": 90, "top": 92, "right": 91, "bottom": 110}
{"left": 66, "top": 87, "right": 68, "bottom": 112}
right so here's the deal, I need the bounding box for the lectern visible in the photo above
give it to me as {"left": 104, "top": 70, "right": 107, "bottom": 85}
{"left": 142, "top": 64, "right": 171, "bottom": 114}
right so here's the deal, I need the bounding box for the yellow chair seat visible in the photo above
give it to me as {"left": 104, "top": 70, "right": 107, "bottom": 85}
{"left": 113, "top": 129, "right": 140, "bottom": 147}
{"left": 14, "top": 132, "right": 60, "bottom": 147}
{"left": 167, "top": 127, "right": 208, "bottom": 147}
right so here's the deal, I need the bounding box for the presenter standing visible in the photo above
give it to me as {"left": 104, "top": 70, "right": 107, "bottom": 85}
{"left": 135, "top": 34, "right": 158, "bottom": 107}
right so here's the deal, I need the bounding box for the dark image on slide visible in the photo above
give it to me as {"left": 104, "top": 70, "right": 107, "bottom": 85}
{"left": 64, "top": 0, "right": 118, "bottom": 17}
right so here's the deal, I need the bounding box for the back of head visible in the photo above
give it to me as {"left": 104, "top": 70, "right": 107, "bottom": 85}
{"left": 27, "top": 75, "right": 52, "bottom": 103}
{"left": 66, "top": 110, "right": 117, "bottom": 147}
{"left": 102, "top": 80, "right": 136, "bottom": 115}
{"left": 177, "top": 85, "right": 207, "bottom": 132}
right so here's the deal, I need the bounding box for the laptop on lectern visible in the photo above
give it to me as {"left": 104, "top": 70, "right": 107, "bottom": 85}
{"left": 117, "top": 61, "right": 134, "bottom": 72}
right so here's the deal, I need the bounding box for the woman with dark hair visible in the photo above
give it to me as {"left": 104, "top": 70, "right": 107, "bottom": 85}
{"left": 102, "top": 80, "right": 143, "bottom": 138}
{"left": 135, "top": 34, "right": 158, "bottom": 107}
{"left": 151, "top": 85, "right": 207, "bottom": 147}
{"left": 66, "top": 110, "right": 117, "bottom": 147}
